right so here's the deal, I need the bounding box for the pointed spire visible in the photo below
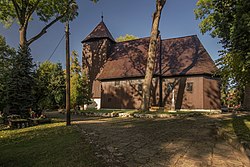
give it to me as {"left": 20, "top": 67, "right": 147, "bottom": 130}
{"left": 81, "top": 20, "right": 115, "bottom": 43}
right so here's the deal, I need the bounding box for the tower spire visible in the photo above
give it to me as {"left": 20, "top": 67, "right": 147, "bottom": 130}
{"left": 101, "top": 12, "right": 104, "bottom": 22}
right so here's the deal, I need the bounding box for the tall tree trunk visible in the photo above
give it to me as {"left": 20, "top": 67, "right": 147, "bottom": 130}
{"left": 141, "top": 0, "right": 166, "bottom": 111}
{"left": 243, "top": 83, "right": 250, "bottom": 110}
{"left": 19, "top": 26, "right": 27, "bottom": 48}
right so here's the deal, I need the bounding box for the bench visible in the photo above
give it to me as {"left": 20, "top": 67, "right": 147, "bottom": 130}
{"left": 29, "top": 118, "right": 51, "bottom": 125}
{"left": 9, "top": 119, "right": 29, "bottom": 129}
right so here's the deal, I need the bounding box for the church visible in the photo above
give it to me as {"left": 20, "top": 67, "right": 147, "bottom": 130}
{"left": 81, "top": 21, "right": 221, "bottom": 111}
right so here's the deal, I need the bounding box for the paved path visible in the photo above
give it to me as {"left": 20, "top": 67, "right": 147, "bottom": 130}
{"left": 74, "top": 115, "right": 250, "bottom": 167}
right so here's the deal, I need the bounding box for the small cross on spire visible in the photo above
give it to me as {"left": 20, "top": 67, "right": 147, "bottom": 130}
{"left": 101, "top": 12, "right": 104, "bottom": 22}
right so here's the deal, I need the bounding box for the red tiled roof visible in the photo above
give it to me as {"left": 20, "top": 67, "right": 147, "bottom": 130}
{"left": 81, "top": 21, "right": 115, "bottom": 43}
{"left": 97, "top": 35, "right": 217, "bottom": 80}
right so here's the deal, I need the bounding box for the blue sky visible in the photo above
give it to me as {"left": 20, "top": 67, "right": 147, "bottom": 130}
{"left": 0, "top": 0, "right": 222, "bottom": 66}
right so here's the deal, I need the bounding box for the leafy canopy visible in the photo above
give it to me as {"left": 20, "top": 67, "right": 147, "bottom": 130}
{"left": 70, "top": 51, "right": 90, "bottom": 109}
{"left": 33, "top": 61, "right": 65, "bottom": 110}
{"left": 195, "top": 0, "right": 250, "bottom": 91}
{"left": 0, "top": 0, "right": 79, "bottom": 47}
{"left": 0, "top": 0, "right": 78, "bottom": 27}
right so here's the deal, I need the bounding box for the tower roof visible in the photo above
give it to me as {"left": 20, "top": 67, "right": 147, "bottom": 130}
{"left": 81, "top": 21, "right": 115, "bottom": 43}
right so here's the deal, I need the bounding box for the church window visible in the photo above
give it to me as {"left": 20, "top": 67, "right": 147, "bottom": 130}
{"left": 115, "top": 81, "right": 120, "bottom": 86}
{"left": 186, "top": 82, "right": 193, "bottom": 92}
{"left": 167, "top": 83, "right": 174, "bottom": 91}
{"left": 138, "top": 83, "right": 142, "bottom": 92}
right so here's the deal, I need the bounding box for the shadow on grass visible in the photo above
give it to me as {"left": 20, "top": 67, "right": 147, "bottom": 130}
{"left": 75, "top": 115, "right": 243, "bottom": 166}
{"left": 232, "top": 115, "right": 250, "bottom": 142}
{"left": 220, "top": 114, "right": 250, "bottom": 160}
{"left": 44, "top": 112, "right": 250, "bottom": 166}
{"left": 0, "top": 123, "right": 105, "bottom": 167}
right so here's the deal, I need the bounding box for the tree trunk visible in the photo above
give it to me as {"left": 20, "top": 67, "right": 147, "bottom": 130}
{"left": 141, "top": 0, "right": 166, "bottom": 111}
{"left": 243, "top": 84, "right": 250, "bottom": 110}
{"left": 19, "top": 26, "right": 27, "bottom": 48}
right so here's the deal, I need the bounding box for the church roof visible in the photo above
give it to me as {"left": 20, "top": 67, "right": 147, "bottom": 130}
{"left": 81, "top": 21, "right": 115, "bottom": 43}
{"left": 97, "top": 37, "right": 160, "bottom": 80}
{"left": 160, "top": 35, "right": 217, "bottom": 77}
{"left": 97, "top": 35, "right": 218, "bottom": 80}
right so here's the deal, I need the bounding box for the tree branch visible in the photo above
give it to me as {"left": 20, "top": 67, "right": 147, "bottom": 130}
{"left": 24, "top": 0, "right": 41, "bottom": 27}
{"left": 27, "top": 13, "right": 66, "bottom": 46}
{"left": 21, "top": 0, "right": 27, "bottom": 25}
{"left": 11, "top": 0, "right": 22, "bottom": 25}
{"left": 27, "top": 0, "right": 75, "bottom": 46}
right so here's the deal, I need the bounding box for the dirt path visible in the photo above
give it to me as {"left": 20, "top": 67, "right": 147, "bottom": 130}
{"left": 47, "top": 112, "right": 250, "bottom": 166}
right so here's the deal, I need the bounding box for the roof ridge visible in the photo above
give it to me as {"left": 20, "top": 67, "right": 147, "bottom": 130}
{"left": 115, "top": 35, "right": 198, "bottom": 43}
{"left": 161, "top": 34, "right": 197, "bottom": 41}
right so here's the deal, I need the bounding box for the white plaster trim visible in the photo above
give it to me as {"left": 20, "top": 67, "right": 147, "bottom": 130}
{"left": 176, "top": 109, "right": 222, "bottom": 113}
{"left": 93, "top": 98, "right": 101, "bottom": 110}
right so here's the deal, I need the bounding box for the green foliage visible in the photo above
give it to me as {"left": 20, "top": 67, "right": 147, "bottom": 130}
{"left": 0, "top": 0, "right": 81, "bottom": 48}
{"left": 0, "top": 36, "right": 36, "bottom": 115}
{"left": 0, "top": 0, "right": 78, "bottom": 27}
{"left": 33, "top": 61, "right": 65, "bottom": 110}
{"left": 195, "top": 0, "right": 250, "bottom": 102}
{"left": 116, "top": 34, "right": 139, "bottom": 42}
{"left": 0, "top": 36, "right": 15, "bottom": 111}
{"left": 222, "top": 88, "right": 242, "bottom": 108}
{"left": 0, "top": 123, "right": 104, "bottom": 167}
{"left": 6, "top": 45, "right": 34, "bottom": 115}
{"left": 70, "top": 51, "right": 90, "bottom": 109}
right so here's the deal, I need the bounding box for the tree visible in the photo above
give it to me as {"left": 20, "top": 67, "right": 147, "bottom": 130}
{"left": 33, "top": 61, "right": 65, "bottom": 110}
{"left": 0, "top": 0, "right": 79, "bottom": 49}
{"left": 141, "top": 0, "right": 166, "bottom": 111}
{"left": 70, "top": 51, "right": 90, "bottom": 110}
{"left": 195, "top": 0, "right": 250, "bottom": 106}
{"left": 0, "top": 35, "right": 16, "bottom": 111}
{"left": 6, "top": 45, "right": 34, "bottom": 116}
{"left": 116, "top": 34, "right": 138, "bottom": 42}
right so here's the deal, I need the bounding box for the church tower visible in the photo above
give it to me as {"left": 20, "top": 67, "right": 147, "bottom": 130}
{"left": 81, "top": 20, "right": 115, "bottom": 108}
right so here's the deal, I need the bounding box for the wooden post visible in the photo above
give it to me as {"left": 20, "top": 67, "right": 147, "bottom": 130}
{"left": 159, "top": 36, "right": 163, "bottom": 107}
{"left": 65, "top": 21, "right": 71, "bottom": 126}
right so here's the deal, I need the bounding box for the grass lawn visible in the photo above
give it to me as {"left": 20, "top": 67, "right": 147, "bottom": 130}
{"left": 78, "top": 108, "right": 206, "bottom": 115}
{"left": 0, "top": 123, "right": 105, "bottom": 167}
{"left": 221, "top": 115, "right": 250, "bottom": 142}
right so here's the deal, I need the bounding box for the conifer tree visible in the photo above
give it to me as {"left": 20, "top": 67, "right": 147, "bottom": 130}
{"left": 0, "top": 36, "right": 15, "bottom": 111}
{"left": 7, "top": 45, "right": 34, "bottom": 115}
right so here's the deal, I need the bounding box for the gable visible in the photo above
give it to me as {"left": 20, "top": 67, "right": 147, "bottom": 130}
{"left": 161, "top": 35, "right": 217, "bottom": 77}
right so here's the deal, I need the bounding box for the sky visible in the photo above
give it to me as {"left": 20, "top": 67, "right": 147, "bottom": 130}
{"left": 0, "top": 0, "right": 222, "bottom": 67}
